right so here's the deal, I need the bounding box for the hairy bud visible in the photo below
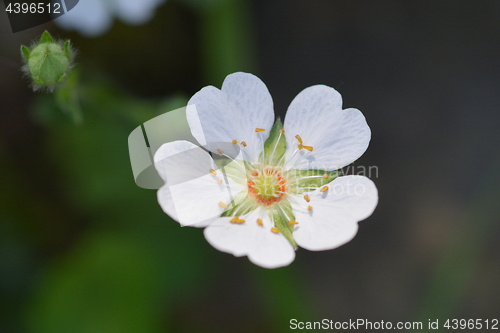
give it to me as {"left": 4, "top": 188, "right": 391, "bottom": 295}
{"left": 20, "top": 31, "right": 74, "bottom": 92}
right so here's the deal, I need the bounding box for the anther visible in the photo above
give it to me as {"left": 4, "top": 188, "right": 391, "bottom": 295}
{"left": 217, "top": 149, "right": 224, "bottom": 156}
{"left": 216, "top": 179, "right": 223, "bottom": 185}
{"left": 320, "top": 186, "right": 329, "bottom": 192}
{"left": 271, "top": 227, "right": 280, "bottom": 234}
{"left": 230, "top": 216, "right": 239, "bottom": 223}
{"left": 235, "top": 218, "right": 246, "bottom": 224}
{"left": 232, "top": 140, "right": 238, "bottom": 144}
{"left": 295, "top": 135, "right": 303, "bottom": 144}
{"left": 303, "top": 145, "right": 313, "bottom": 152}
{"left": 255, "top": 128, "right": 265, "bottom": 132}
{"left": 289, "top": 221, "right": 299, "bottom": 225}
{"left": 298, "top": 144, "right": 303, "bottom": 150}
{"left": 323, "top": 173, "right": 328, "bottom": 179}
{"left": 304, "top": 194, "right": 311, "bottom": 202}
{"left": 210, "top": 168, "right": 217, "bottom": 177}
{"left": 279, "top": 129, "right": 285, "bottom": 134}
{"left": 218, "top": 202, "right": 227, "bottom": 208}
{"left": 308, "top": 205, "right": 312, "bottom": 211}
{"left": 257, "top": 218, "right": 264, "bottom": 226}
{"left": 241, "top": 141, "right": 247, "bottom": 147}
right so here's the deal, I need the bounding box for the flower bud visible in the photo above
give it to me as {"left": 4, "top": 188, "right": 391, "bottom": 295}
{"left": 20, "top": 31, "right": 74, "bottom": 92}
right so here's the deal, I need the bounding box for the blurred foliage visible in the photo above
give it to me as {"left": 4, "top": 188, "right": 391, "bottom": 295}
{"left": 14, "top": 70, "right": 216, "bottom": 332}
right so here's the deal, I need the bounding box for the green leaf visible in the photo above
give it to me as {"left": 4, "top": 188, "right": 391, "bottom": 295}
{"left": 262, "top": 118, "right": 286, "bottom": 165}
{"left": 20, "top": 45, "right": 30, "bottom": 61}
{"left": 268, "top": 200, "right": 297, "bottom": 249}
{"left": 40, "top": 30, "right": 54, "bottom": 44}
{"left": 286, "top": 169, "right": 340, "bottom": 194}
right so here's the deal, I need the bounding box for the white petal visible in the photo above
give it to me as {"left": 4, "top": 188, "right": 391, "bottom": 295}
{"left": 155, "top": 141, "right": 245, "bottom": 227}
{"left": 283, "top": 85, "right": 371, "bottom": 170}
{"left": 204, "top": 209, "right": 296, "bottom": 268}
{"left": 114, "top": 0, "right": 164, "bottom": 25}
{"left": 187, "top": 72, "right": 275, "bottom": 163}
{"left": 53, "top": 0, "right": 112, "bottom": 37}
{"left": 291, "top": 175, "right": 378, "bottom": 251}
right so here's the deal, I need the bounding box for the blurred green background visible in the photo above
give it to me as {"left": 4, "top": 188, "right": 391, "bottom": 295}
{"left": 1, "top": 0, "right": 500, "bottom": 332}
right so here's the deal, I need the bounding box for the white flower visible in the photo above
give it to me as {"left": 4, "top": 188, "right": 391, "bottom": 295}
{"left": 154, "top": 72, "right": 378, "bottom": 268}
{"left": 53, "top": 0, "right": 166, "bottom": 37}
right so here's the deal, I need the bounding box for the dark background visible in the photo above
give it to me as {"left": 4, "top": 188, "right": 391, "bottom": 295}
{"left": 1, "top": 0, "right": 499, "bottom": 332}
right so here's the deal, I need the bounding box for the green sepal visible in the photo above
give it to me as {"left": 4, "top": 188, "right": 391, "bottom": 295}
{"left": 261, "top": 118, "right": 286, "bottom": 165}
{"left": 20, "top": 45, "right": 30, "bottom": 61}
{"left": 286, "top": 169, "right": 340, "bottom": 194}
{"left": 221, "top": 192, "right": 259, "bottom": 217}
{"left": 28, "top": 43, "right": 70, "bottom": 87}
{"left": 267, "top": 200, "right": 298, "bottom": 249}
{"left": 64, "top": 40, "right": 71, "bottom": 60}
{"left": 213, "top": 158, "right": 249, "bottom": 184}
{"left": 40, "top": 30, "right": 54, "bottom": 44}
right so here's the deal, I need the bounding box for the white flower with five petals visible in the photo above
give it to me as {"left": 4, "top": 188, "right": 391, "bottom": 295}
{"left": 154, "top": 72, "right": 378, "bottom": 268}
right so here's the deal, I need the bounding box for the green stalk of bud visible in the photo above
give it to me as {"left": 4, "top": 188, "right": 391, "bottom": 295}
{"left": 20, "top": 31, "right": 74, "bottom": 92}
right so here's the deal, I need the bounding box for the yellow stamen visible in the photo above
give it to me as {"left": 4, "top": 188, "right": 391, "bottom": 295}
{"left": 295, "top": 134, "right": 303, "bottom": 144}
{"left": 218, "top": 202, "right": 227, "bottom": 208}
{"left": 217, "top": 149, "right": 224, "bottom": 156}
{"left": 279, "top": 129, "right": 285, "bottom": 134}
{"left": 303, "top": 145, "right": 313, "bottom": 152}
{"left": 255, "top": 128, "right": 265, "bottom": 132}
{"left": 232, "top": 139, "right": 238, "bottom": 144}
{"left": 210, "top": 168, "right": 217, "bottom": 177}
{"left": 271, "top": 227, "right": 280, "bottom": 234}
{"left": 216, "top": 179, "right": 223, "bottom": 185}
{"left": 234, "top": 218, "right": 246, "bottom": 224}
{"left": 298, "top": 144, "right": 303, "bottom": 150}
{"left": 308, "top": 205, "right": 312, "bottom": 211}
{"left": 230, "top": 216, "right": 239, "bottom": 223}
{"left": 320, "top": 186, "right": 329, "bottom": 192}
{"left": 304, "top": 194, "right": 311, "bottom": 202}
{"left": 289, "top": 221, "right": 299, "bottom": 225}
{"left": 323, "top": 173, "right": 328, "bottom": 179}
{"left": 256, "top": 218, "right": 263, "bottom": 226}
{"left": 241, "top": 141, "right": 247, "bottom": 147}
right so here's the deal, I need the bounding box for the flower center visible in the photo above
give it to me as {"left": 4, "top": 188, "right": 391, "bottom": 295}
{"left": 248, "top": 167, "right": 287, "bottom": 206}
